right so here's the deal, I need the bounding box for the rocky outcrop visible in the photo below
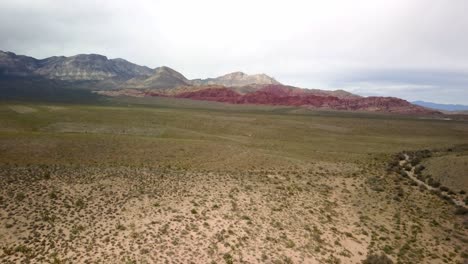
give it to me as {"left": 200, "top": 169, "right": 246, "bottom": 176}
{"left": 0, "top": 51, "right": 38, "bottom": 76}
{"left": 34, "top": 54, "right": 154, "bottom": 80}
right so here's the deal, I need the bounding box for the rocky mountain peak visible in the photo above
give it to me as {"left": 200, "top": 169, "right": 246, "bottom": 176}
{"left": 72, "top": 54, "right": 108, "bottom": 61}
{"left": 191, "top": 71, "right": 280, "bottom": 87}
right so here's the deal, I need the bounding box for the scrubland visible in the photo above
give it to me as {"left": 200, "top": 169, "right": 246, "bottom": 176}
{"left": 0, "top": 99, "right": 467, "bottom": 263}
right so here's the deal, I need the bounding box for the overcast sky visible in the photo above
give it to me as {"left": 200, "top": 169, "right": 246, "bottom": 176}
{"left": 1, "top": 0, "right": 467, "bottom": 104}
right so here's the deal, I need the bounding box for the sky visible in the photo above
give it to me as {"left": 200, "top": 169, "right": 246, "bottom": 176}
{"left": 1, "top": 0, "right": 467, "bottom": 104}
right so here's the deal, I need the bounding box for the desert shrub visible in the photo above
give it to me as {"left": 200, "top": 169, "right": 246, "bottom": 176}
{"left": 75, "top": 199, "right": 86, "bottom": 209}
{"left": 414, "top": 165, "right": 425, "bottom": 174}
{"left": 410, "top": 157, "right": 421, "bottom": 166}
{"left": 441, "top": 195, "right": 455, "bottom": 205}
{"left": 15, "top": 192, "right": 26, "bottom": 201}
{"left": 49, "top": 190, "right": 58, "bottom": 199}
{"left": 440, "top": 186, "right": 450, "bottom": 192}
{"left": 427, "top": 179, "right": 440, "bottom": 188}
{"left": 454, "top": 206, "right": 468, "bottom": 215}
{"left": 396, "top": 186, "right": 404, "bottom": 197}
{"left": 367, "top": 177, "right": 384, "bottom": 192}
{"left": 362, "top": 253, "right": 393, "bottom": 264}
{"left": 14, "top": 245, "right": 31, "bottom": 254}
{"left": 399, "top": 170, "right": 408, "bottom": 178}
{"left": 397, "top": 153, "right": 406, "bottom": 160}
{"left": 223, "top": 253, "right": 234, "bottom": 264}
{"left": 116, "top": 223, "right": 126, "bottom": 231}
{"left": 416, "top": 149, "right": 432, "bottom": 158}
{"left": 460, "top": 190, "right": 466, "bottom": 195}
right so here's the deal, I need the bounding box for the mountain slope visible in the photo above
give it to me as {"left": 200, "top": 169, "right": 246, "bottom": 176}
{"left": 123, "top": 66, "right": 190, "bottom": 89}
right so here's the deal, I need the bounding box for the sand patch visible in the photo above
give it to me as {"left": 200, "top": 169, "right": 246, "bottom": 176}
{"left": 43, "top": 105, "right": 67, "bottom": 111}
{"left": 8, "top": 105, "right": 37, "bottom": 114}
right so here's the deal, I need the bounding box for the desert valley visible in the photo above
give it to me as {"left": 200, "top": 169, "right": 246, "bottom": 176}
{"left": 0, "top": 49, "right": 467, "bottom": 263}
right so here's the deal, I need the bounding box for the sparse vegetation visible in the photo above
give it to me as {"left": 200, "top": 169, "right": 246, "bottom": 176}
{"left": 0, "top": 101, "right": 466, "bottom": 263}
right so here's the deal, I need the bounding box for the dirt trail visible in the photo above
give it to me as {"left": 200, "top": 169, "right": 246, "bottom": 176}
{"left": 401, "top": 153, "right": 467, "bottom": 209}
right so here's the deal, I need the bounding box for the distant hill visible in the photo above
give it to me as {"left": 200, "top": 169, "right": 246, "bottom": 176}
{"left": 412, "top": 101, "right": 468, "bottom": 111}
{"left": 99, "top": 84, "right": 440, "bottom": 115}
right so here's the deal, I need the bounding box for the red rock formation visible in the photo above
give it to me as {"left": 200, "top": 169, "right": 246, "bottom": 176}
{"left": 145, "top": 84, "right": 440, "bottom": 115}
{"left": 174, "top": 87, "right": 241, "bottom": 103}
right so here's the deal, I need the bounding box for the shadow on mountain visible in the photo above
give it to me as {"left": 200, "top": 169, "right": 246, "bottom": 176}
{"left": 0, "top": 76, "right": 103, "bottom": 103}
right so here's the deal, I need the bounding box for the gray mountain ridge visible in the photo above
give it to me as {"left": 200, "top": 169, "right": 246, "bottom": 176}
{"left": 0, "top": 51, "right": 282, "bottom": 89}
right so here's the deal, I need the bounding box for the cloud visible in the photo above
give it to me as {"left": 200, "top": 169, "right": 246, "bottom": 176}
{"left": 0, "top": 0, "right": 467, "bottom": 103}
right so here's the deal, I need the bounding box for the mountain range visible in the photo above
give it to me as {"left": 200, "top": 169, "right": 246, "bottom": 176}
{"left": 412, "top": 101, "right": 468, "bottom": 112}
{"left": 0, "top": 51, "right": 441, "bottom": 115}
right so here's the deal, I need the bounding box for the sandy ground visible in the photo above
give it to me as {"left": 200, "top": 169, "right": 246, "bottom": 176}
{"left": 0, "top": 161, "right": 466, "bottom": 263}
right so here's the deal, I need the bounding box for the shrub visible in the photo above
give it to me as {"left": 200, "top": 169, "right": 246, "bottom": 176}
{"left": 223, "top": 253, "right": 233, "bottom": 264}
{"left": 116, "top": 223, "right": 126, "bottom": 231}
{"left": 454, "top": 207, "right": 468, "bottom": 215}
{"left": 15, "top": 192, "right": 26, "bottom": 201}
{"left": 414, "top": 165, "right": 425, "bottom": 174}
{"left": 427, "top": 179, "right": 440, "bottom": 188}
{"left": 399, "top": 170, "right": 408, "bottom": 178}
{"left": 440, "top": 186, "right": 450, "bottom": 192}
{"left": 396, "top": 186, "right": 404, "bottom": 197}
{"left": 362, "top": 253, "right": 393, "bottom": 264}
{"left": 410, "top": 158, "right": 421, "bottom": 166}
{"left": 49, "top": 190, "right": 58, "bottom": 199}
{"left": 75, "top": 198, "right": 85, "bottom": 209}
